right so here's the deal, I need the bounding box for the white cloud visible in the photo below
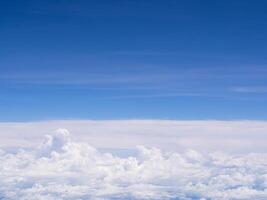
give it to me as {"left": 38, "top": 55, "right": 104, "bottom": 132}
{"left": 1, "top": 120, "right": 267, "bottom": 153}
{"left": 231, "top": 86, "right": 267, "bottom": 93}
{"left": 0, "top": 129, "right": 267, "bottom": 200}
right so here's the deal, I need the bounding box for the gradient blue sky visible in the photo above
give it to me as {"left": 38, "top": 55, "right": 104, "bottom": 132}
{"left": 1, "top": 0, "right": 267, "bottom": 121}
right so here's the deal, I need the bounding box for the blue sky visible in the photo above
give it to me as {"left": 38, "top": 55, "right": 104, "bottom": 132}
{"left": 1, "top": 0, "right": 267, "bottom": 121}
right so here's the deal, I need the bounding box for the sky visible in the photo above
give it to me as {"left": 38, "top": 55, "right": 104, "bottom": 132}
{"left": 1, "top": 0, "right": 267, "bottom": 121}
{"left": 2, "top": 2, "right": 267, "bottom": 199}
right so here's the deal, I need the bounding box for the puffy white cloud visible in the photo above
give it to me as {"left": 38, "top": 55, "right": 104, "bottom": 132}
{"left": 1, "top": 120, "right": 267, "bottom": 153}
{"left": 0, "top": 129, "right": 267, "bottom": 200}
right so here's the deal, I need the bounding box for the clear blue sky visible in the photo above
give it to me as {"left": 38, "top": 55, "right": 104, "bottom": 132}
{"left": 1, "top": 0, "right": 267, "bottom": 121}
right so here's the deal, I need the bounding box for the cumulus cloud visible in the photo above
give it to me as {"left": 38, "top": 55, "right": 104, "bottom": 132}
{"left": 0, "top": 120, "right": 267, "bottom": 153}
{"left": 1, "top": 129, "right": 267, "bottom": 200}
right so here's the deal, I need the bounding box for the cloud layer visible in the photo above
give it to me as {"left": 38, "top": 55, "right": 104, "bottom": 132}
{"left": 1, "top": 129, "right": 267, "bottom": 200}
{"left": 1, "top": 120, "right": 267, "bottom": 153}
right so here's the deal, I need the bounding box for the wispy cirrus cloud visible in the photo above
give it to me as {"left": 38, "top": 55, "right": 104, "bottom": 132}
{"left": 0, "top": 72, "right": 174, "bottom": 85}
{"left": 231, "top": 86, "right": 267, "bottom": 93}
{"left": 1, "top": 67, "right": 267, "bottom": 100}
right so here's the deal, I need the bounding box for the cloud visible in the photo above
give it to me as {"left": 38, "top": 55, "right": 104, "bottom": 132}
{"left": 231, "top": 86, "right": 267, "bottom": 93}
{"left": 0, "top": 71, "right": 177, "bottom": 86}
{"left": 1, "top": 120, "right": 267, "bottom": 153}
{"left": 0, "top": 129, "right": 267, "bottom": 200}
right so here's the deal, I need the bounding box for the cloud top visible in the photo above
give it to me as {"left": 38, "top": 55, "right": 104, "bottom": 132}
{"left": 1, "top": 120, "right": 267, "bottom": 153}
{"left": 1, "top": 129, "right": 267, "bottom": 200}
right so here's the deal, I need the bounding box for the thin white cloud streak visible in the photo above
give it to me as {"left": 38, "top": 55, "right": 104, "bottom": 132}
{"left": 232, "top": 86, "right": 267, "bottom": 93}
{"left": 1, "top": 120, "right": 267, "bottom": 153}
{"left": 2, "top": 66, "right": 267, "bottom": 86}
{"left": 0, "top": 72, "right": 178, "bottom": 85}
{"left": 105, "top": 92, "right": 209, "bottom": 99}
{"left": 0, "top": 129, "right": 267, "bottom": 200}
